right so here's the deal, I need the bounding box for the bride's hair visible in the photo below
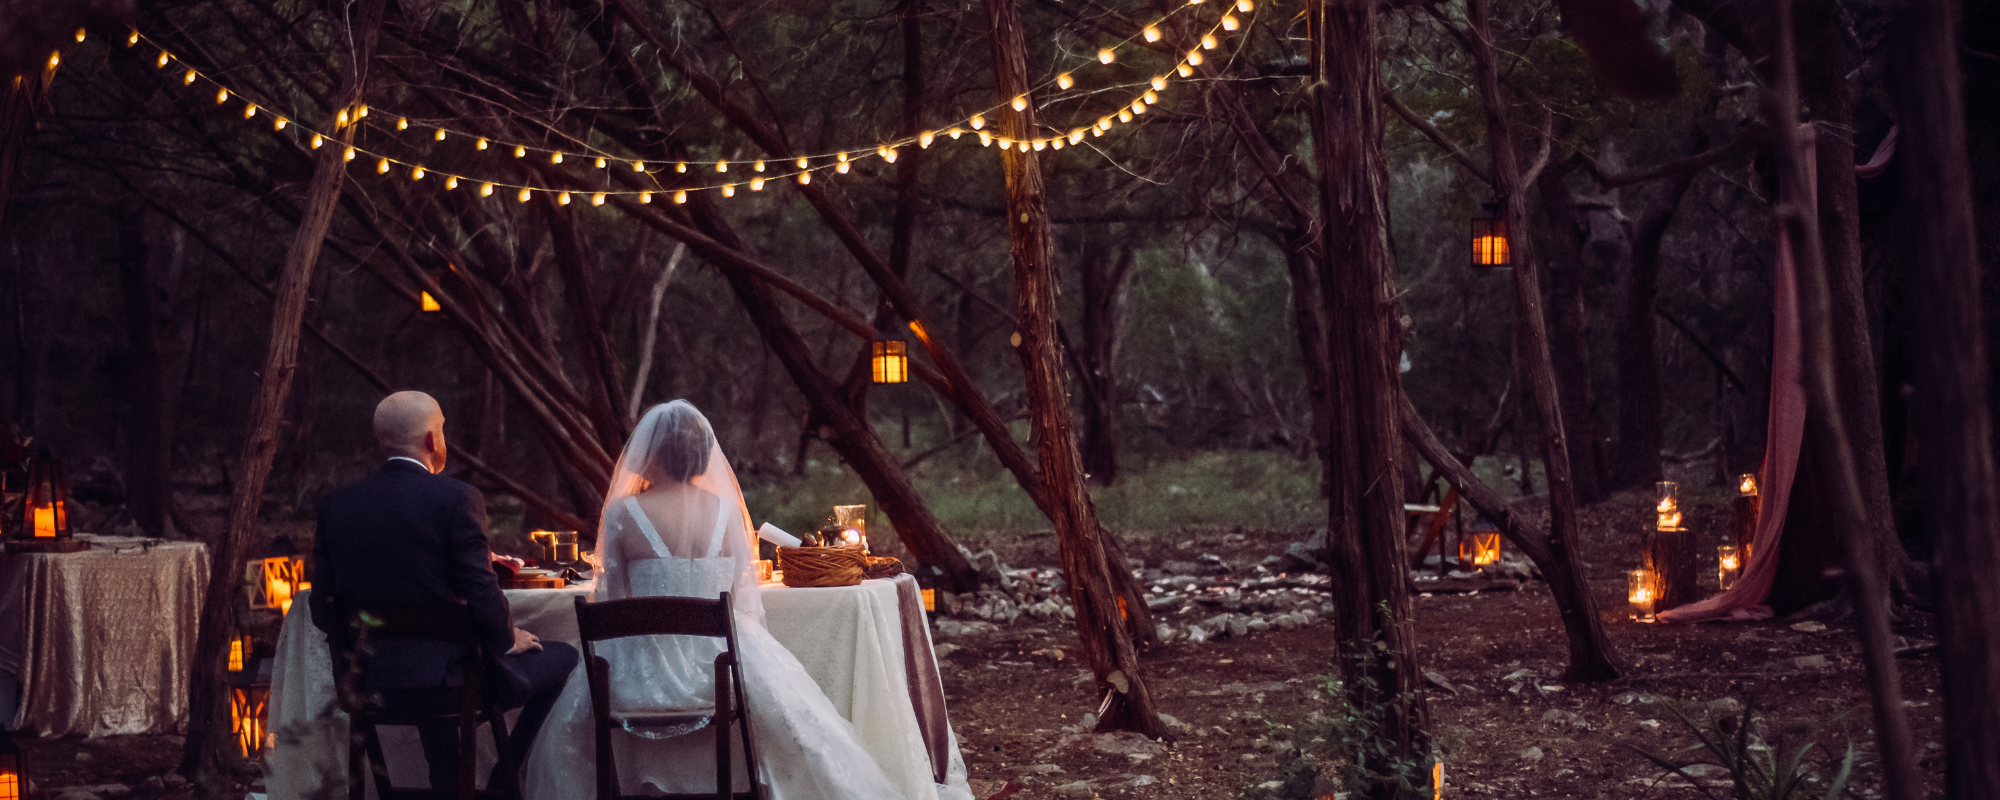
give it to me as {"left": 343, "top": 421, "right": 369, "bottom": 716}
{"left": 639, "top": 402, "right": 713, "bottom": 484}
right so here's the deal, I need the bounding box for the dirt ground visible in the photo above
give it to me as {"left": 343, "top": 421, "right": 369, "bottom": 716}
{"left": 19, "top": 491, "right": 1944, "bottom": 800}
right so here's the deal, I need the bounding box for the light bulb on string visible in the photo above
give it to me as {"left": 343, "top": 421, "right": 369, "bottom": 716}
{"left": 397, "top": 117, "right": 409, "bottom": 130}
{"left": 947, "top": 127, "right": 965, "bottom": 139}
{"left": 592, "top": 192, "right": 606, "bottom": 206}
{"left": 1202, "top": 33, "right": 1218, "bottom": 49}
{"left": 1057, "top": 73, "right": 1074, "bottom": 90}
{"left": 978, "top": 131, "right": 993, "bottom": 146}
{"left": 127, "top": 31, "right": 139, "bottom": 46}
{"left": 558, "top": 192, "right": 571, "bottom": 205}
{"left": 879, "top": 145, "right": 897, "bottom": 163}
{"left": 75, "top": 28, "right": 86, "bottom": 42}
{"left": 717, "top": 161, "right": 730, "bottom": 172}
{"left": 639, "top": 191, "right": 652, "bottom": 203}
{"left": 412, "top": 166, "right": 425, "bottom": 180}
{"left": 183, "top": 69, "right": 197, "bottom": 85}
{"left": 47, "top": 52, "right": 59, "bottom": 69}
{"left": 1143, "top": 25, "right": 1161, "bottom": 42}
{"left": 970, "top": 113, "right": 985, "bottom": 130}
{"left": 674, "top": 190, "right": 688, "bottom": 203}
{"left": 1096, "top": 117, "right": 1113, "bottom": 131}
{"left": 550, "top": 152, "right": 562, "bottom": 164}
{"left": 156, "top": 52, "right": 170, "bottom": 67}
{"left": 797, "top": 172, "right": 811, "bottom": 185}
{"left": 446, "top": 176, "right": 459, "bottom": 189}
{"left": 357, "top": 106, "right": 368, "bottom": 118}
{"left": 435, "top": 129, "right": 447, "bottom": 141}
{"left": 375, "top": 158, "right": 390, "bottom": 174}
{"left": 1178, "top": 63, "right": 1194, "bottom": 77}
{"left": 1011, "top": 94, "right": 1027, "bottom": 111}
{"left": 1098, "top": 48, "right": 1115, "bottom": 64}
{"left": 1131, "top": 100, "right": 1146, "bottom": 115}
{"left": 1069, "top": 129, "right": 1085, "bottom": 144}
{"left": 1143, "top": 89, "right": 1159, "bottom": 104}
{"left": 481, "top": 182, "right": 495, "bottom": 196}
{"left": 1091, "top": 126, "right": 1104, "bottom": 137}
{"left": 595, "top": 157, "right": 606, "bottom": 169}
{"left": 343, "top": 146, "right": 356, "bottom": 161}
{"left": 517, "top": 187, "right": 532, "bottom": 202}
{"left": 1051, "top": 138, "right": 1064, "bottom": 150}
{"left": 1221, "top": 15, "right": 1239, "bottom": 30}
{"left": 242, "top": 104, "right": 257, "bottom": 119}
{"left": 633, "top": 161, "right": 646, "bottom": 172}
{"left": 919, "top": 130, "right": 934, "bottom": 148}
{"left": 837, "top": 161, "right": 850, "bottom": 174}
{"left": 1187, "top": 49, "right": 1204, "bottom": 65}
{"left": 1237, "top": 0, "right": 1253, "bottom": 11}
{"left": 675, "top": 162, "right": 687, "bottom": 173}
{"left": 273, "top": 117, "right": 287, "bottom": 131}
{"left": 751, "top": 177, "right": 765, "bottom": 191}
{"left": 722, "top": 184, "right": 735, "bottom": 197}
{"left": 1152, "top": 76, "right": 1168, "bottom": 91}
{"left": 477, "top": 138, "right": 489, "bottom": 150}
{"left": 1032, "top": 139, "right": 1046, "bottom": 151}
{"left": 311, "top": 134, "right": 324, "bottom": 148}
{"left": 1118, "top": 109, "right": 1134, "bottom": 123}
{"left": 753, "top": 160, "right": 765, "bottom": 172}
{"left": 796, "top": 156, "right": 809, "bottom": 168}
{"left": 513, "top": 145, "right": 526, "bottom": 158}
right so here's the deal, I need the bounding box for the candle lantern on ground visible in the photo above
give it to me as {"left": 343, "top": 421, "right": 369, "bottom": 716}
{"left": 228, "top": 670, "right": 271, "bottom": 759}
{"left": 833, "top": 504, "right": 868, "bottom": 552}
{"left": 1717, "top": 545, "right": 1742, "bottom": 592}
{"left": 1733, "top": 472, "right": 1760, "bottom": 561}
{"left": 246, "top": 536, "right": 307, "bottom": 615}
{"left": 1628, "top": 568, "right": 1658, "bottom": 622}
{"left": 1470, "top": 202, "right": 1510, "bottom": 269}
{"left": 871, "top": 339, "right": 909, "bottom": 384}
{"left": 1457, "top": 530, "right": 1501, "bottom": 568}
{"left": 0, "top": 729, "right": 25, "bottom": 800}
{"left": 227, "top": 632, "right": 256, "bottom": 672}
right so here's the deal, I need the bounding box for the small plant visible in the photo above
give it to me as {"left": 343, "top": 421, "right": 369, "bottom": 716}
{"left": 1259, "top": 649, "right": 1438, "bottom": 799}
{"left": 1622, "top": 696, "right": 1856, "bottom": 800}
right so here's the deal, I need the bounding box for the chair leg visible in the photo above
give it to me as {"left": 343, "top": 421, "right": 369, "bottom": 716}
{"left": 714, "top": 656, "right": 733, "bottom": 800}
{"left": 488, "top": 698, "right": 521, "bottom": 800}
{"left": 361, "top": 719, "right": 397, "bottom": 800}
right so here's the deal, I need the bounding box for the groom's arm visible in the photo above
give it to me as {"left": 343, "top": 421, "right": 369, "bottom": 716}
{"left": 443, "top": 485, "right": 515, "bottom": 657}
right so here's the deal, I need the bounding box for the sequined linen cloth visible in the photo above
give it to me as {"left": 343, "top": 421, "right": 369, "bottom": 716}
{"left": 0, "top": 536, "right": 210, "bottom": 736}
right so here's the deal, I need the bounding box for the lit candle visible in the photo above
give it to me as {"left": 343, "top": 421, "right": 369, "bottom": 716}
{"left": 1739, "top": 474, "right": 1759, "bottom": 496}
{"left": 1717, "top": 545, "right": 1742, "bottom": 591}
{"left": 31, "top": 505, "right": 55, "bottom": 538}
{"left": 1628, "top": 569, "right": 1657, "bottom": 622}
{"left": 1655, "top": 481, "right": 1681, "bottom": 530}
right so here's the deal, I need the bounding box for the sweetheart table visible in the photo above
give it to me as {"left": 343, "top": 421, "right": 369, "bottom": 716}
{"left": 264, "top": 578, "right": 969, "bottom": 800}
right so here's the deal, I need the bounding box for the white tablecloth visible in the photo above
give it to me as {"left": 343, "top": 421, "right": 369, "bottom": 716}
{"left": 266, "top": 580, "right": 968, "bottom": 800}
{"left": 0, "top": 536, "right": 209, "bottom": 736}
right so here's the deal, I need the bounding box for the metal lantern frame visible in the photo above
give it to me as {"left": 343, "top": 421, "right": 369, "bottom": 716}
{"left": 246, "top": 537, "right": 307, "bottom": 614}
{"left": 229, "top": 672, "right": 271, "bottom": 759}
{"left": 1470, "top": 202, "right": 1511, "bottom": 269}
{"left": 871, "top": 339, "right": 909, "bottom": 384}
{"left": 0, "top": 729, "right": 25, "bottom": 800}
{"left": 6, "top": 447, "right": 85, "bottom": 553}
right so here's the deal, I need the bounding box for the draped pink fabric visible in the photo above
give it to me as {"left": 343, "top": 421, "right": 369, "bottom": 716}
{"left": 1854, "top": 125, "right": 1898, "bottom": 179}
{"left": 1659, "top": 127, "right": 1816, "bottom": 623}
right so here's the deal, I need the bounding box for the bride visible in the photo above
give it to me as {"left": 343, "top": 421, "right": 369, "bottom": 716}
{"left": 523, "top": 401, "right": 948, "bottom": 799}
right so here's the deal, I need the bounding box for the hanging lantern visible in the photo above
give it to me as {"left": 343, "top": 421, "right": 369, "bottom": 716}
{"left": 1470, "top": 202, "right": 1510, "bottom": 269}
{"left": 7, "top": 447, "right": 84, "bottom": 553}
{"left": 1717, "top": 545, "right": 1742, "bottom": 592}
{"left": 871, "top": 339, "right": 909, "bottom": 384}
{"left": 228, "top": 671, "right": 271, "bottom": 759}
{"left": 1627, "top": 568, "right": 1658, "bottom": 622}
{"left": 245, "top": 537, "right": 307, "bottom": 615}
{"left": 1654, "top": 481, "right": 1682, "bottom": 531}
{"left": 227, "top": 632, "right": 257, "bottom": 672}
{"left": 1733, "top": 472, "right": 1761, "bottom": 562}
{"left": 0, "top": 730, "right": 25, "bottom": 800}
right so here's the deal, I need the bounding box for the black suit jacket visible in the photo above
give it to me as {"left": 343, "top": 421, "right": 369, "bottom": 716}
{"left": 309, "top": 459, "right": 514, "bottom": 691}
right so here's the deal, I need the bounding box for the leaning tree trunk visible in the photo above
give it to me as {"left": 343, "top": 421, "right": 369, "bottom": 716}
{"left": 982, "top": 0, "right": 1165, "bottom": 738}
{"left": 1308, "top": 0, "right": 1429, "bottom": 780}
{"left": 1890, "top": 0, "right": 2000, "bottom": 791}
{"left": 1466, "top": 0, "right": 1619, "bottom": 683}
{"left": 180, "top": 0, "right": 385, "bottom": 788}
{"left": 1766, "top": 4, "right": 1920, "bottom": 799}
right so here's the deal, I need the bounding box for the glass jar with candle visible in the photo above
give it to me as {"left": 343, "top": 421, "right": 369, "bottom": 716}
{"left": 1655, "top": 481, "right": 1682, "bottom": 530}
{"left": 1738, "top": 473, "right": 1759, "bottom": 497}
{"left": 833, "top": 504, "right": 868, "bottom": 552}
{"left": 1628, "top": 568, "right": 1658, "bottom": 622}
{"left": 1717, "top": 545, "right": 1742, "bottom": 591}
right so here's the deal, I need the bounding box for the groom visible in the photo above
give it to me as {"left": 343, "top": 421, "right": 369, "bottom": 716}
{"left": 309, "top": 391, "right": 578, "bottom": 791}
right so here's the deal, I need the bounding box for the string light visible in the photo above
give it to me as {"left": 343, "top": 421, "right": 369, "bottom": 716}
{"left": 446, "top": 176, "right": 459, "bottom": 189}
{"left": 397, "top": 116, "right": 409, "bottom": 130}
{"left": 1152, "top": 76, "right": 1168, "bottom": 91}
{"left": 558, "top": 191, "right": 571, "bottom": 205}
{"left": 517, "top": 187, "right": 532, "bottom": 202}
{"left": 640, "top": 191, "right": 652, "bottom": 203}
{"left": 595, "top": 157, "right": 606, "bottom": 169}
{"left": 411, "top": 166, "right": 425, "bottom": 179}
{"left": 47, "top": 52, "right": 60, "bottom": 69}
{"left": 717, "top": 161, "right": 729, "bottom": 172}
{"left": 75, "top": 28, "right": 86, "bottom": 42}
{"left": 183, "top": 69, "right": 197, "bottom": 85}
{"left": 273, "top": 117, "right": 287, "bottom": 130}
{"left": 633, "top": 161, "right": 646, "bottom": 172}
{"left": 750, "top": 177, "right": 765, "bottom": 191}
{"left": 1202, "top": 33, "right": 1218, "bottom": 49}
{"left": 1178, "top": 63, "right": 1194, "bottom": 77}
{"left": 550, "top": 151, "right": 562, "bottom": 164}
{"left": 754, "top": 160, "right": 765, "bottom": 172}
{"left": 1057, "top": 73, "right": 1074, "bottom": 89}
{"left": 592, "top": 192, "right": 606, "bottom": 205}
{"left": 127, "top": 31, "right": 139, "bottom": 47}
{"left": 970, "top": 113, "right": 985, "bottom": 130}
{"left": 1098, "top": 48, "right": 1115, "bottom": 64}
{"left": 376, "top": 157, "right": 390, "bottom": 174}
{"left": 796, "top": 157, "right": 809, "bottom": 168}
{"left": 1011, "top": 94, "right": 1027, "bottom": 111}
{"left": 1143, "top": 25, "right": 1161, "bottom": 42}
{"left": 674, "top": 190, "right": 687, "bottom": 204}
{"left": 343, "top": 146, "right": 356, "bottom": 161}
{"left": 1144, "top": 89, "right": 1159, "bottom": 104}
{"left": 676, "top": 162, "right": 687, "bottom": 173}
{"left": 1237, "top": 0, "right": 1253, "bottom": 10}
{"left": 513, "top": 145, "right": 526, "bottom": 158}
{"left": 435, "top": 129, "right": 446, "bottom": 141}
{"left": 797, "top": 173, "right": 810, "bottom": 185}
{"left": 919, "top": 130, "right": 934, "bottom": 148}
{"left": 242, "top": 104, "right": 257, "bottom": 118}
{"left": 722, "top": 184, "right": 735, "bottom": 197}
{"left": 1187, "top": 49, "right": 1204, "bottom": 66}
{"left": 477, "top": 137, "right": 489, "bottom": 150}
{"left": 310, "top": 133, "right": 323, "bottom": 148}
{"left": 481, "top": 182, "right": 494, "bottom": 196}
{"left": 156, "top": 52, "right": 170, "bottom": 68}
{"left": 1222, "top": 14, "right": 1239, "bottom": 30}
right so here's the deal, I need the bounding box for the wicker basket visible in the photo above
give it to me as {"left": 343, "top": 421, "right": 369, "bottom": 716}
{"left": 778, "top": 544, "right": 866, "bottom": 587}
{"left": 863, "top": 556, "right": 905, "bottom": 580}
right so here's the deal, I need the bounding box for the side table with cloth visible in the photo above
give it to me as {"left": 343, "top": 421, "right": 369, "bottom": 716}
{"left": 0, "top": 535, "right": 209, "bottom": 736}
{"left": 264, "top": 584, "right": 593, "bottom": 800}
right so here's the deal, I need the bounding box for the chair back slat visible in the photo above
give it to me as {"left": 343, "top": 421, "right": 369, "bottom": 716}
{"left": 574, "top": 593, "right": 732, "bottom": 643}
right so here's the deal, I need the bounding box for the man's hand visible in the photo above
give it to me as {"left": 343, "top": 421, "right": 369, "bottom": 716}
{"left": 507, "top": 627, "right": 542, "bottom": 655}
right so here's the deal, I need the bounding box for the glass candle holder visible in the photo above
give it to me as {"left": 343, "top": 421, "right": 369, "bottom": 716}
{"left": 1717, "top": 545, "right": 1742, "bottom": 591}
{"left": 1655, "top": 481, "right": 1682, "bottom": 530}
{"left": 1738, "top": 473, "right": 1759, "bottom": 496}
{"left": 834, "top": 504, "right": 868, "bottom": 552}
{"left": 1628, "top": 568, "right": 1658, "bottom": 622}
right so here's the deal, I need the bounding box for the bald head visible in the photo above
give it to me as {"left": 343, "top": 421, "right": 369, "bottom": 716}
{"left": 375, "top": 391, "right": 446, "bottom": 472}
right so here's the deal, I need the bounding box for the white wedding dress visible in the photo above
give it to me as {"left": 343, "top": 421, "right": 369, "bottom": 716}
{"left": 521, "top": 401, "right": 955, "bottom": 800}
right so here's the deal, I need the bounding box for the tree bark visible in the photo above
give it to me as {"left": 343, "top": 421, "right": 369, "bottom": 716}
{"left": 1612, "top": 167, "right": 1697, "bottom": 489}
{"left": 1309, "top": 0, "right": 1429, "bottom": 777}
{"left": 1889, "top": 0, "right": 2000, "bottom": 790}
{"left": 116, "top": 204, "right": 173, "bottom": 537}
{"left": 1534, "top": 164, "right": 1607, "bottom": 503}
{"left": 1465, "top": 0, "right": 1619, "bottom": 683}
{"left": 180, "top": 0, "right": 385, "bottom": 787}
{"left": 982, "top": 0, "right": 1164, "bottom": 738}
{"left": 1080, "top": 247, "right": 1135, "bottom": 484}
{"left": 1767, "top": 3, "right": 1920, "bottom": 797}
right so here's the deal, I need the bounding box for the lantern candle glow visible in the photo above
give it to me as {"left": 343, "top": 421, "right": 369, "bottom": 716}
{"left": 1717, "top": 545, "right": 1742, "bottom": 591}
{"left": 1458, "top": 531, "right": 1501, "bottom": 567}
{"left": 1470, "top": 203, "right": 1510, "bottom": 269}
{"left": 1655, "top": 481, "right": 1682, "bottom": 530}
{"left": 0, "top": 730, "right": 23, "bottom": 800}
{"left": 834, "top": 504, "right": 868, "bottom": 552}
{"left": 1628, "top": 568, "right": 1658, "bottom": 622}
{"left": 8, "top": 447, "right": 82, "bottom": 553}
{"left": 1738, "top": 473, "right": 1758, "bottom": 496}
{"left": 871, "top": 340, "right": 909, "bottom": 384}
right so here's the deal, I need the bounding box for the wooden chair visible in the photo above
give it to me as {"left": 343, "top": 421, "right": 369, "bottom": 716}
{"left": 572, "top": 592, "right": 765, "bottom": 800}
{"left": 332, "top": 604, "right": 522, "bottom": 800}
{"left": 1406, "top": 483, "right": 1463, "bottom": 572}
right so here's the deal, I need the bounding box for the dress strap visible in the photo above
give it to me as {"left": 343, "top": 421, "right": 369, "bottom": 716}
{"left": 623, "top": 497, "right": 671, "bottom": 559}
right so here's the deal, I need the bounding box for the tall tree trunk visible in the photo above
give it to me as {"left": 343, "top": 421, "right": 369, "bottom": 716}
{"left": 1534, "top": 165, "right": 1607, "bottom": 503}
{"left": 1612, "top": 169, "right": 1697, "bottom": 489}
{"left": 1767, "top": 3, "right": 1920, "bottom": 798}
{"left": 1466, "top": 0, "right": 1620, "bottom": 682}
{"left": 1308, "top": 0, "right": 1428, "bottom": 781}
{"left": 982, "top": 0, "right": 1164, "bottom": 738}
{"left": 1080, "top": 247, "right": 1135, "bottom": 485}
{"left": 1890, "top": 0, "right": 2000, "bottom": 790}
{"left": 179, "top": 0, "right": 385, "bottom": 788}
{"left": 544, "top": 202, "right": 632, "bottom": 445}
{"left": 116, "top": 204, "right": 173, "bottom": 537}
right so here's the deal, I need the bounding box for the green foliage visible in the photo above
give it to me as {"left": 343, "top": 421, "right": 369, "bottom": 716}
{"left": 1621, "top": 698, "right": 1857, "bottom": 800}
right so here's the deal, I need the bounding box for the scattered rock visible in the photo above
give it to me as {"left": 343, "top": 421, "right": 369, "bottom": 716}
{"left": 52, "top": 789, "right": 101, "bottom": 800}
{"left": 1639, "top": 719, "right": 1663, "bottom": 729}
{"left": 74, "top": 752, "right": 95, "bottom": 763}
{"left": 1542, "top": 709, "right": 1588, "bottom": 729}
{"left": 1706, "top": 698, "right": 1743, "bottom": 720}
{"left": 141, "top": 777, "right": 165, "bottom": 793}
{"left": 1090, "top": 731, "right": 1167, "bottom": 761}
{"left": 1793, "top": 654, "right": 1830, "bottom": 670}
{"left": 1423, "top": 671, "right": 1462, "bottom": 695}
{"left": 1519, "top": 746, "right": 1544, "bottom": 761}
{"left": 1790, "top": 621, "right": 1828, "bottom": 633}
{"left": 161, "top": 775, "right": 188, "bottom": 789}
{"left": 933, "top": 643, "right": 962, "bottom": 659}
{"left": 1227, "top": 617, "right": 1250, "bottom": 638}
{"left": 1611, "top": 691, "right": 1652, "bottom": 705}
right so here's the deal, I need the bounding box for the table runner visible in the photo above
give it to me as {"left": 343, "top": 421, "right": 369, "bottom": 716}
{"left": 0, "top": 536, "right": 208, "bottom": 736}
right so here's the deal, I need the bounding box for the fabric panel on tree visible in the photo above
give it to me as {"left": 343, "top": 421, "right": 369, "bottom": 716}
{"left": 0, "top": 536, "right": 209, "bottom": 736}
{"left": 1660, "top": 125, "right": 1816, "bottom": 623}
